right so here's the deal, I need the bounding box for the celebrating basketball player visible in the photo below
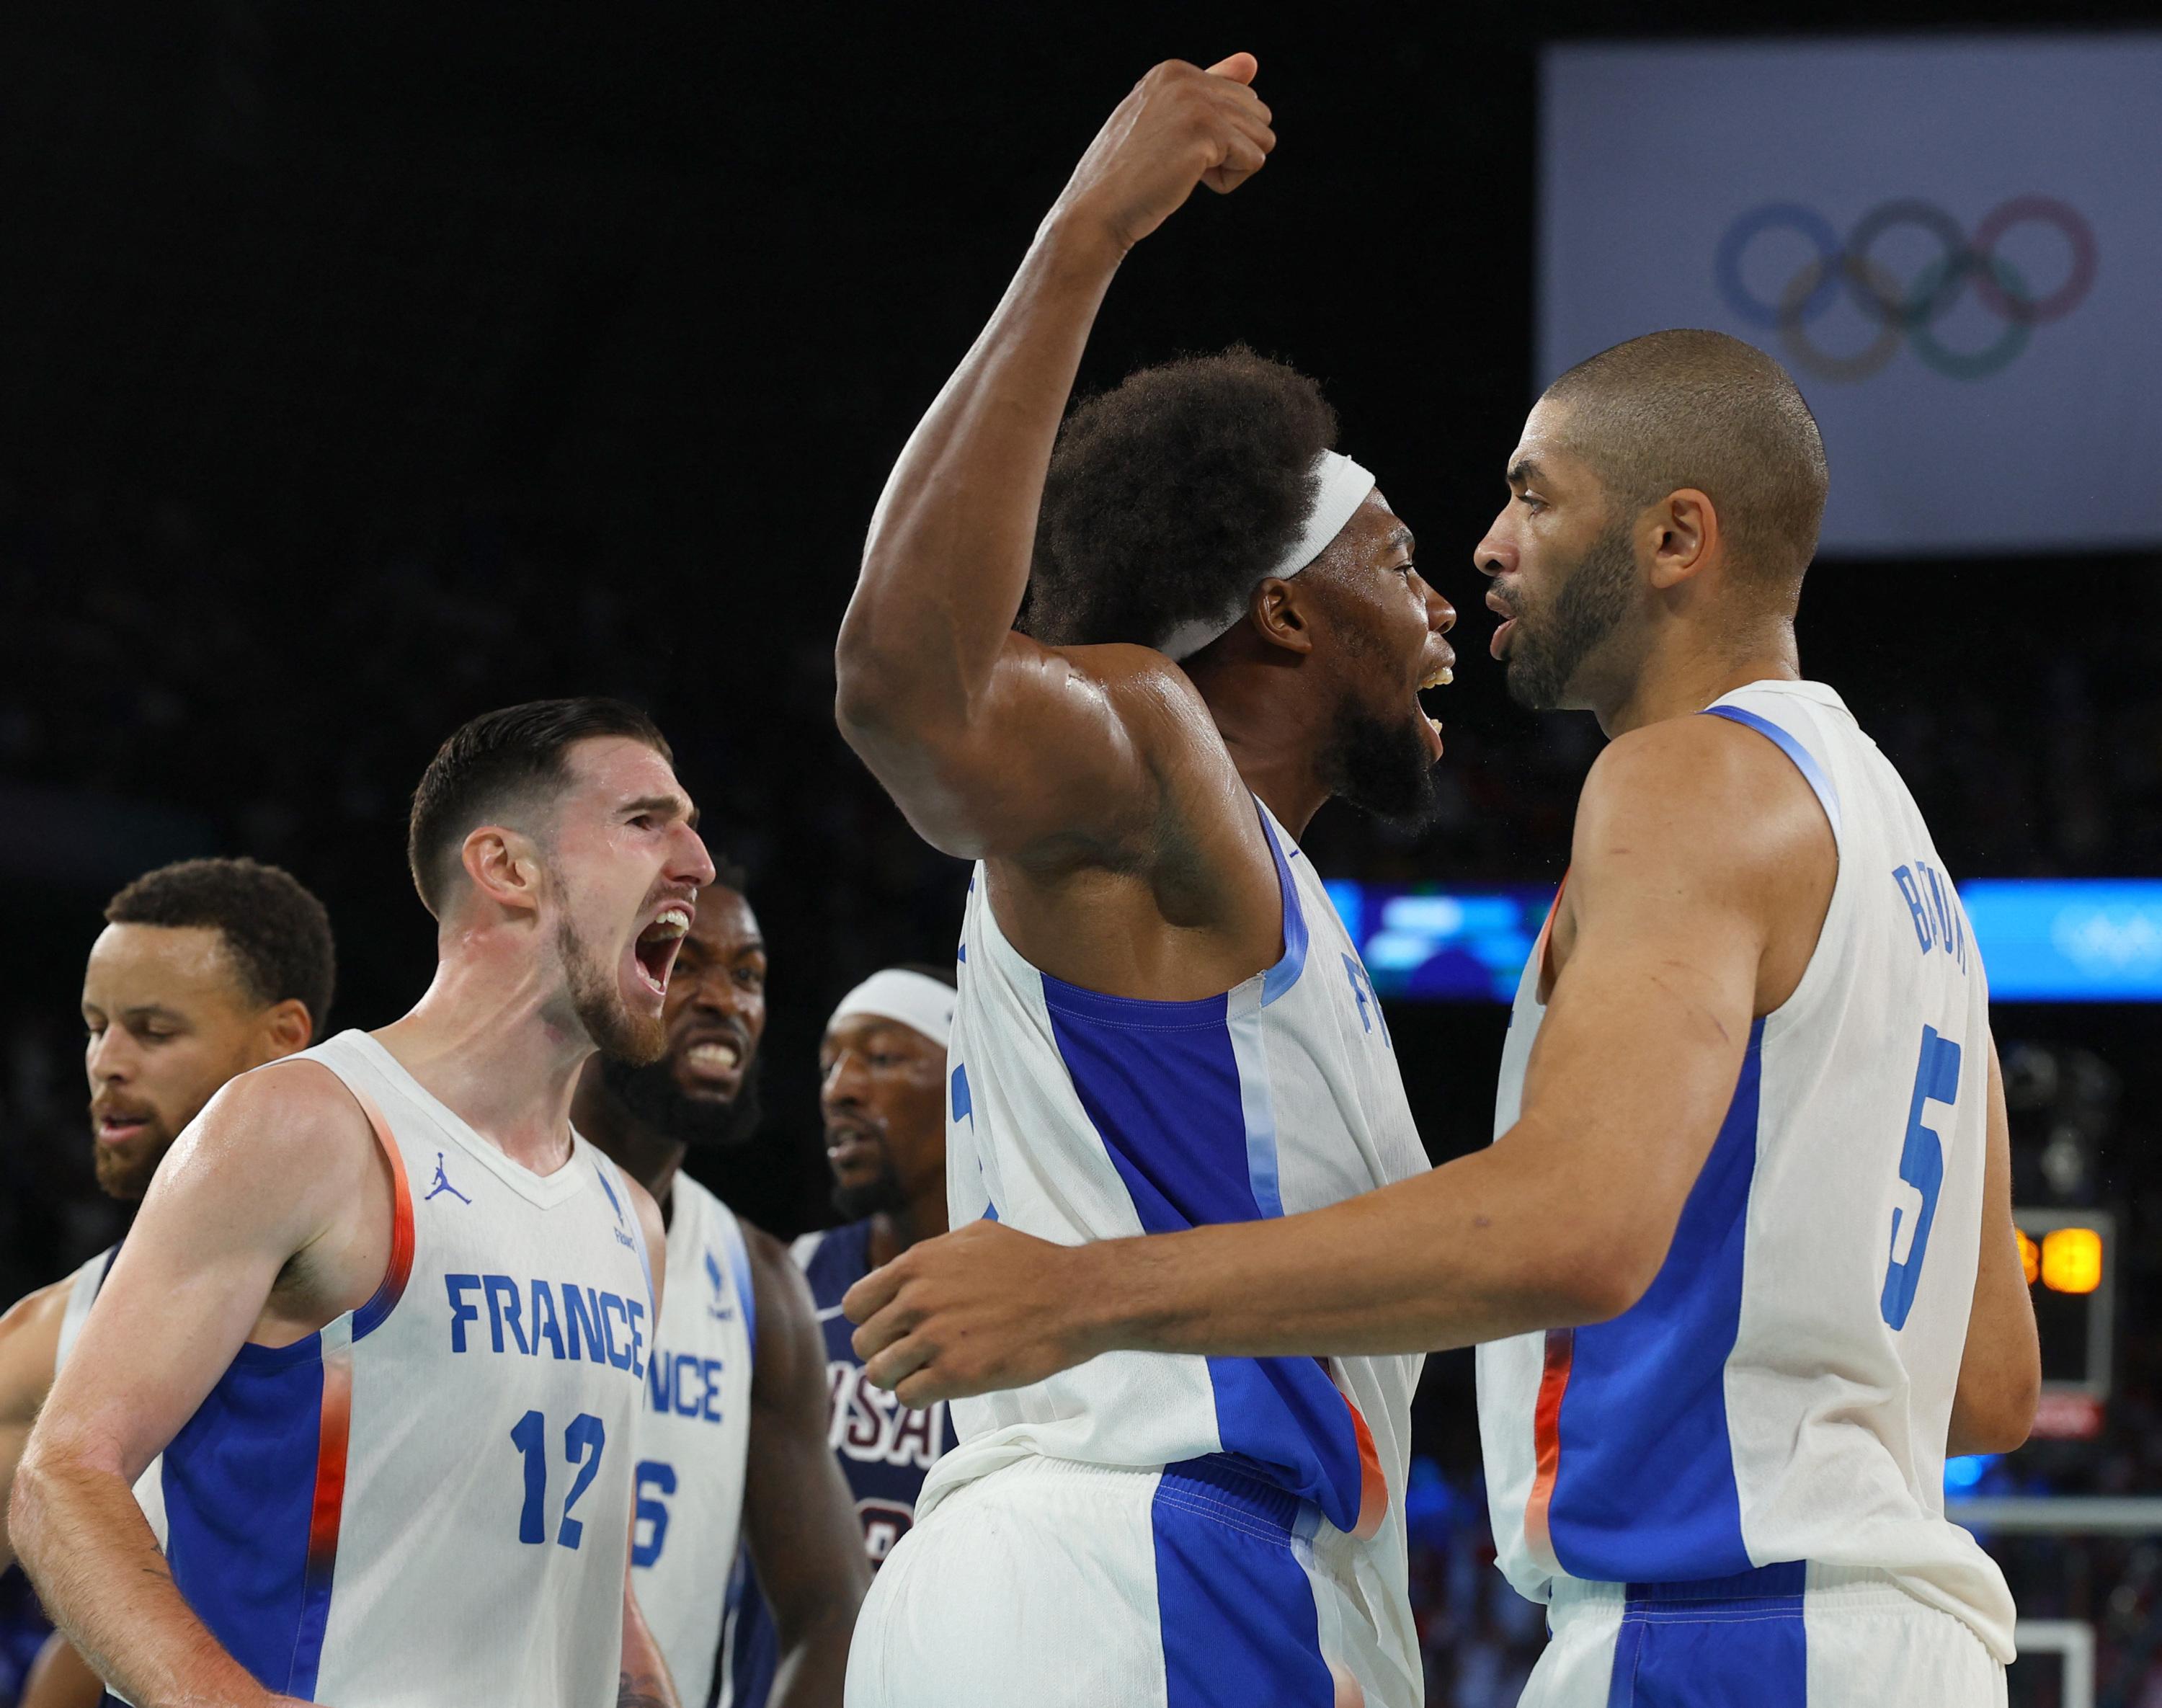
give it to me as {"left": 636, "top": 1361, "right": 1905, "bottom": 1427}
{"left": 12, "top": 698, "right": 708, "bottom": 1708}
{"left": 0, "top": 858, "right": 334, "bottom": 1708}
{"left": 725, "top": 963, "right": 962, "bottom": 1708}
{"left": 571, "top": 866, "right": 867, "bottom": 1708}
{"left": 832, "top": 53, "right": 1451, "bottom": 1707}
{"left": 848, "top": 334, "right": 2042, "bottom": 1703}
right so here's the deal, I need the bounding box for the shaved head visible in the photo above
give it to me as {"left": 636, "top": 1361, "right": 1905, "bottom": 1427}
{"left": 1542, "top": 330, "right": 1828, "bottom": 599}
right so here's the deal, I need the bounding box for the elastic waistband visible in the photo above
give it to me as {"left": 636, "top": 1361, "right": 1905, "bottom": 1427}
{"left": 936, "top": 1453, "right": 1311, "bottom": 1544}
{"left": 1551, "top": 1561, "right": 1918, "bottom": 1615}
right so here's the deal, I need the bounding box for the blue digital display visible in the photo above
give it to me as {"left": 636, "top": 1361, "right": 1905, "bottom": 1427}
{"left": 1329, "top": 879, "right": 2162, "bottom": 1004}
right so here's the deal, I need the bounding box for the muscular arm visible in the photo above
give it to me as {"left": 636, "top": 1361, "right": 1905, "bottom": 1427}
{"left": 1947, "top": 1038, "right": 2039, "bottom": 1456}
{"left": 739, "top": 1230, "right": 869, "bottom": 1708}
{"left": 9, "top": 1063, "right": 375, "bottom": 1708}
{"left": 619, "top": 1181, "right": 680, "bottom": 1708}
{"left": 833, "top": 56, "right": 1273, "bottom": 863}
{"left": 848, "top": 719, "right": 1834, "bottom": 1397}
{"left": 0, "top": 1280, "right": 68, "bottom": 1573}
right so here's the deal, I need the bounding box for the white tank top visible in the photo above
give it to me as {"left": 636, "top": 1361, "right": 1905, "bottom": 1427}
{"left": 157, "top": 1029, "right": 658, "bottom": 1706}
{"left": 930, "top": 799, "right": 1430, "bottom": 1675}
{"left": 1476, "top": 680, "right": 2016, "bottom": 1659}
{"left": 55, "top": 1245, "right": 167, "bottom": 1547}
{"left": 629, "top": 1171, "right": 757, "bottom": 1708}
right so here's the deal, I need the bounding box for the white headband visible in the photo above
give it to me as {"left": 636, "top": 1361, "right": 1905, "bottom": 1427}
{"left": 1157, "top": 450, "right": 1376, "bottom": 662}
{"left": 827, "top": 969, "right": 956, "bottom": 1051}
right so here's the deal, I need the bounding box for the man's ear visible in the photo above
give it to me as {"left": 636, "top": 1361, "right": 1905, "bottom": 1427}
{"left": 258, "top": 997, "right": 315, "bottom": 1059}
{"left": 1250, "top": 577, "right": 1317, "bottom": 657}
{"left": 461, "top": 824, "right": 546, "bottom": 918}
{"left": 1644, "top": 488, "right": 1720, "bottom": 592}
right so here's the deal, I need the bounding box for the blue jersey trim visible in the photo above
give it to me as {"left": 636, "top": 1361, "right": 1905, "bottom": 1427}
{"left": 1044, "top": 989, "right": 1366, "bottom": 1531}
{"left": 1549, "top": 1019, "right": 1766, "bottom": 1583}
{"left": 1152, "top": 1457, "right": 1334, "bottom": 1707}
{"left": 1701, "top": 703, "right": 1842, "bottom": 839}
{"left": 1256, "top": 807, "right": 1310, "bottom": 1007}
{"left": 162, "top": 1353, "right": 326, "bottom": 1696}
{"left": 718, "top": 1209, "right": 758, "bottom": 1366}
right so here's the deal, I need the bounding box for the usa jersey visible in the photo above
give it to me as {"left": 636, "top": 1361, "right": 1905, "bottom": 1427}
{"left": 630, "top": 1173, "right": 756, "bottom": 1708}
{"left": 1477, "top": 680, "right": 2016, "bottom": 1660}
{"left": 56, "top": 1245, "right": 166, "bottom": 1549}
{"left": 720, "top": 1219, "right": 959, "bottom": 1708}
{"left": 156, "top": 1030, "right": 657, "bottom": 1706}
{"left": 931, "top": 798, "right": 1431, "bottom": 1688}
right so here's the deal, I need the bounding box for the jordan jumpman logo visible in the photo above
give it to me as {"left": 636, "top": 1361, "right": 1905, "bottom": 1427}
{"left": 424, "top": 1151, "right": 472, "bottom": 1205}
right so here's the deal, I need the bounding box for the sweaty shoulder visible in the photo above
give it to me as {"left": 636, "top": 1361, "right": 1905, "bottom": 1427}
{"left": 742, "top": 1222, "right": 822, "bottom": 1385}
{"left": 1576, "top": 708, "right": 1833, "bottom": 885}
{"left": 143, "top": 1058, "right": 378, "bottom": 1239}
{"left": 0, "top": 1278, "right": 72, "bottom": 1422}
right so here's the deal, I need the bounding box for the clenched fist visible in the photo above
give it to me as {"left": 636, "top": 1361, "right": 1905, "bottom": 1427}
{"left": 1049, "top": 54, "right": 1276, "bottom": 254}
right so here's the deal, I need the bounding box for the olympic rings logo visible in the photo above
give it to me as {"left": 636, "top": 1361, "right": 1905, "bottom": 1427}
{"left": 1715, "top": 197, "right": 2098, "bottom": 382}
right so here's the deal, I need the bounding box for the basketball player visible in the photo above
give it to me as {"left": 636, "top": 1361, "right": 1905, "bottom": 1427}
{"left": 724, "top": 964, "right": 961, "bottom": 1708}
{"left": 847, "top": 333, "right": 2042, "bottom": 1703}
{"left": 0, "top": 858, "right": 334, "bottom": 1708}
{"left": 570, "top": 868, "right": 867, "bottom": 1708}
{"left": 832, "top": 53, "right": 1452, "bottom": 1708}
{"left": 12, "top": 698, "right": 711, "bottom": 1708}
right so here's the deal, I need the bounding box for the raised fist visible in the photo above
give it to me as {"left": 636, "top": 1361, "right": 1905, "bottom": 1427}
{"left": 1050, "top": 54, "right": 1275, "bottom": 253}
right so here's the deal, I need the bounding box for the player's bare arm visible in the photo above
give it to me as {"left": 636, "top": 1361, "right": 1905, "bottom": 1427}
{"left": 618, "top": 1175, "right": 681, "bottom": 1708}
{"left": 739, "top": 1228, "right": 871, "bottom": 1707}
{"left": 10, "top": 1060, "right": 392, "bottom": 1708}
{"left": 1947, "top": 1038, "right": 2041, "bottom": 1455}
{"left": 834, "top": 55, "right": 1284, "bottom": 996}
{"left": 0, "top": 1279, "right": 69, "bottom": 1574}
{"left": 848, "top": 714, "right": 1837, "bottom": 1400}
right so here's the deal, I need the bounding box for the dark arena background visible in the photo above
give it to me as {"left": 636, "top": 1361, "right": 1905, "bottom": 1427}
{"left": 2, "top": 5, "right": 2158, "bottom": 1704}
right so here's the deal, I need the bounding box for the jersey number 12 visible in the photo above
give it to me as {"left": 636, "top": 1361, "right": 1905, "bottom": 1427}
{"left": 510, "top": 1409, "right": 607, "bottom": 1549}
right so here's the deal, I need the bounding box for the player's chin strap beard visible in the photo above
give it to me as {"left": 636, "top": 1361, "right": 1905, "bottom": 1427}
{"left": 1155, "top": 450, "right": 1376, "bottom": 662}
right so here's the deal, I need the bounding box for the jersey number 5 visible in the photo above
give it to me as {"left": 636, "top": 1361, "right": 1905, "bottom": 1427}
{"left": 510, "top": 1410, "right": 608, "bottom": 1549}
{"left": 1880, "top": 1025, "right": 1962, "bottom": 1330}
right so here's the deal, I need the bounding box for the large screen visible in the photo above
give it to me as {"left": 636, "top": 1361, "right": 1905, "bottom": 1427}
{"left": 1333, "top": 879, "right": 2162, "bottom": 1003}
{"left": 1539, "top": 36, "right": 2162, "bottom": 555}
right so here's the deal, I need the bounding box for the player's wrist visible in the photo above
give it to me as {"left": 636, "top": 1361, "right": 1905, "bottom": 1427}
{"left": 1033, "top": 201, "right": 1134, "bottom": 273}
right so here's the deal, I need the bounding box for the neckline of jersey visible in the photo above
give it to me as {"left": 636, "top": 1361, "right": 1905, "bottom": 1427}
{"left": 342, "top": 1029, "right": 597, "bottom": 1212}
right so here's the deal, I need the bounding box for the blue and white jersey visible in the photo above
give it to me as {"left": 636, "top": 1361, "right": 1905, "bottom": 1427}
{"left": 56, "top": 1244, "right": 167, "bottom": 1552}
{"left": 1477, "top": 680, "right": 2017, "bottom": 1661}
{"left": 154, "top": 1029, "right": 657, "bottom": 1707}
{"left": 927, "top": 797, "right": 1431, "bottom": 1695}
{"left": 630, "top": 1173, "right": 756, "bottom": 1708}
{"left": 719, "top": 1220, "right": 960, "bottom": 1708}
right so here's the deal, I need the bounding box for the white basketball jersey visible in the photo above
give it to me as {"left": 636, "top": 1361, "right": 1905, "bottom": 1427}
{"left": 156, "top": 1030, "right": 657, "bottom": 1706}
{"left": 631, "top": 1172, "right": 757, "bottom": 1708}
{"left": 56, "top": 1245, "right": 168, "bottom": 1549}
{"left": 932, "top": 797, "right": 1431, "bottom": 1681}
{"left": 1477, "top": 680, "right": 2016, "bottom": 1660}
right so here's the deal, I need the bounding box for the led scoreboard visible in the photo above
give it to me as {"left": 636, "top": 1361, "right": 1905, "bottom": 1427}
{"left": 2013, "top": 1207, "right": 2116, "bottom": 1440}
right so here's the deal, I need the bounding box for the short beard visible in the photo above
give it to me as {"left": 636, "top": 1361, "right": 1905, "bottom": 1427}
{"left": 1318, "top": 698, "right": 1443, "bottom": 832}
{"left": 599, "top": 1054, "right": 764, "bottom": 1150}
{"left": 92, "top": 1129, "right": 172, "bottom": 1201}
{"left": 559, "top": 915, "right": 665, "bottom": 1066}
{"left": 1505, "top": 520, "right": 1637, "bottom": 711}
{"left": 832, "top": 1163, "right": 907, "bottom": 1224}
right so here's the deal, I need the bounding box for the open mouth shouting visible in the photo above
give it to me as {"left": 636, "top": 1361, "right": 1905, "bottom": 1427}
{"left": 1415, "top": 644, "right": 1457, "bottom": 757}
{"left": 631, "top": 902, "right": 693, "bottom": 1000}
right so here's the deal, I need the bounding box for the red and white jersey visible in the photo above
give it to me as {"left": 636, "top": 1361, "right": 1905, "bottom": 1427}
{"left": 153, "top": 1029, "right": 657, "bottom": 1706}
{"left": 1476, "top": 680, "right": 2017, "bottom": 1660}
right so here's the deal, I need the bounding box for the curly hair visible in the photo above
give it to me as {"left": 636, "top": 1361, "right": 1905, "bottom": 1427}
{"left": 1022, "top": 347, "right": 1340, "bottom": 651}
{"left": 105, "top": 857, "right": 337, "bottom": 1033}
